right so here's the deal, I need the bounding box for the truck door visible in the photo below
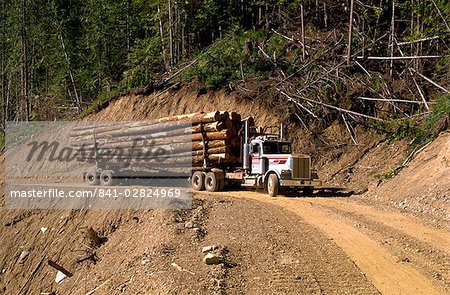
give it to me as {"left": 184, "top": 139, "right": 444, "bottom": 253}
{"left": 251, "top": 143, "right": 262, "bottom": 174}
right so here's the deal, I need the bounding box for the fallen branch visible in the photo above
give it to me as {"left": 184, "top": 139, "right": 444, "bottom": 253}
{"left": 391, "top": 140, "right": 434, "bottom": 177}
{"left": 430, "top": 0, "right": 450, "bottom": 32}
{"left": 279, "top": 89, "right": 383, "bottom": 121}
{"left": 257, "top": 45, "right": 286, "bottom": 78}
{"left": 395, "top": 36, "right": 441, "bottom": 46}
{"left": 163, "top": 59, "right": 198, "bottom": 83}
{"left": 85, "top": 279, "right": 110, "bottom": 295}
{"left": 402, "top": 141, "right": 433, "bottom": 167}
{"left": 409, "top": 68, "right": 450, "bottom": 94}
{"left": 76, "top": 253, "right": 97, "bottom": 264}
{"left": 279, "top": 90, "right": 318, "bottom": 118}
{"left": 354, "top": 60, "right": 371, "bottom": 77}
{"left": 270, "top": 28, "right": 309, "bottom": 49}
{"left": 355, "top": 55, "right": 443, "bottom": 60}
{"left": 341, "top": 113, "right": 357, "bottom": 144}
{"left": 155, "top": 82, "right": 180, "bottom": 97}
{"left": 395, "top": 39, "right": 429, "bottom": 110}
{"left": 294, "top": 113, "right": 313, "bottom": 134}
{"left": 48, "top": 260, "right": 73, "bottom": 277}
{"left": 357, "top": 97, "right": 426, "bottom": 104}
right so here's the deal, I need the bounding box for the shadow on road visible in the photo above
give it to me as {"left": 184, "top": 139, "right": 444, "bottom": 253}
{"left": 282, "top": 189, "right": 355, "bottom": 198}
{"left": 219, "top": 185, "right": 359, "bottom": 198}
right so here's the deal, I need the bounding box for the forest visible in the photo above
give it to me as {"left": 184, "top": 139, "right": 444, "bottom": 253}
{"left": 0, "top": 0, "right": 449, "bottom": 144}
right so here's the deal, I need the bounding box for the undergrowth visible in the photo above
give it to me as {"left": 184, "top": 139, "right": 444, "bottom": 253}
{"left": 370, "top": 94, "right": 449, "bottom": 142}
{"left": 181, "top": 29, "right": 290, "bottom": 89}
{"left": 78, "top": 88, "right": 122, "bottom": 119}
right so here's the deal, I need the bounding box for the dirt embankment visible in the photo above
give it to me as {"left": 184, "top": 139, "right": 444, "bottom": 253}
{"left": 1, "top": 87, "right": 449, "bottom": 294}
{"left": 363, "top": 132, "right": 450, "bottom": 224}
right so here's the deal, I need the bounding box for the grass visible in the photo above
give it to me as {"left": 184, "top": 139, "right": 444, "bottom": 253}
{"left": 375, "top": 167, "right": 398, "bottom": 180}
{"left": 77, "top": 88, "right": 121, "bottom": 119}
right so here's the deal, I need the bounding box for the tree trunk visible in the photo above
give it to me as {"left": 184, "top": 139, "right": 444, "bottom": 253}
{"left": 157, "top": 4, "right": 168, "bottom": 70}
{"left": 21, "top": 0, "right": 30, "bottom": 120}
{"left": 0, "top": 0, "right": 5, "bottom": 127}
{"left": 300, "top": 3, "right": 306, "bottom": 60}
{"left": 126, "top": 0, "right": 131, "bottom": 52}
{"left": 347, "top": 0, "right": 354, "bottom": 65}
{"left": 60, "top": 34, "right": 81, "bottom": 110}
{"left": 168, "top": 0, "right": 174, "bottom": 67}
{"left": 389, "top": 0, "right": 395, "bottom": 76}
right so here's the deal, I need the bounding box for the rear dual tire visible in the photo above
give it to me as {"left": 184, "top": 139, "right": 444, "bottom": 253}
{"left": 191, "top": 171, "right": 205, "bottom": 191}
{"left": 84, "top": 170, "right": 115, "bottom": 186}
{"left": 100, "top": 170, "right": 115, "bottom": 186}
{"left": 85, "top": 170, "right": 99, "bottom": 186}
{"left": 205, "top": 172, "right": 219, "bottom": 192}
{"left": 191, "top": 171, "right": 224, "bottom": 192}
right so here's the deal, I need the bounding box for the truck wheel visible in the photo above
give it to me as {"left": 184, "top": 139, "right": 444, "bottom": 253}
{"left": 100, "top": 170, "right": 115, "bottom": 186}
{"left": 218, "top": 179, "right": 225, "bottom": 191}
{"left": 267, "top": 174, "right": 279, "bottom": 197}
{"left": 205, "top": 172, "right": 219, "bottom": 192}
{"left": 85, "top": 170, "right": 99, "bottom": 186}
{"left": 191, "top": 171, "right": 205, "bottom": 191}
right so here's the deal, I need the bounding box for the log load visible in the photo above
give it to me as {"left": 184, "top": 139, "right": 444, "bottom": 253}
{"left": 70, "top": 111, "right": 252, "bottom": 167}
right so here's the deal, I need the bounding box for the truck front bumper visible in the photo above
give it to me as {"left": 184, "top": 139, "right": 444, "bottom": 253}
{"left": 280, "top": 179, "right": 322, "bottom": 187}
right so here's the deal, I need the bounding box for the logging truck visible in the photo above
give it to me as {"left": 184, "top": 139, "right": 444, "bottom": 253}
{"left": 71, "top": 111, "right": 321, "bottom": 197}
{"left": 190, "top": 120, "right": 322, "bottom": 197}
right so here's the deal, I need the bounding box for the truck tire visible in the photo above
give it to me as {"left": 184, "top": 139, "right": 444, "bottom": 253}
{"left": 100, "top": 170, "right": 115, "bottom": 186}
{"left": 218, "top": 179, "right": 225, "bottom": 191}
{"left": 267, "top": 173, "right": 279, "bottom": 197}
{"left": 205, "top": 172, "right": 219, "bottom": 192}
{"left": 191, "top": 171, "right": 205, "bottom": 191}
{"left": 85, "top": 170, "right": 99, "bottom": 186}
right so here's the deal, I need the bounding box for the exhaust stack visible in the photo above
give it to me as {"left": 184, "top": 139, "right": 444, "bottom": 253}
{"left": 280, "top": 123, "right": 286, "bottom": 140}
{"left": 243, "top": 120, "right": 251, "bottom": 170}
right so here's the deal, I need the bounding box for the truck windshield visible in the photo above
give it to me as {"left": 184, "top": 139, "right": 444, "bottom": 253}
{"left": 263, "top": 142, "right": 291, "bottom": 154}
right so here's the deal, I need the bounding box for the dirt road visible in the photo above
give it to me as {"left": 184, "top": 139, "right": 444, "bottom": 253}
{"left": 1, "top": 185, "right": 448, "bottom": 294}
{"left": 197, "top": 190, "right": 450, "bottom": 294}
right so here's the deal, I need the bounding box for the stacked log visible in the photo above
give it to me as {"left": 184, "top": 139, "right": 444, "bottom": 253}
{"left": 70, "top": 111, "right": 251, "bottom": 167}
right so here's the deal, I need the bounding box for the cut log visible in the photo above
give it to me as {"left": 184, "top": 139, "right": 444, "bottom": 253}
{"left": 70, "top": 111, "right": 227, "bottom": 137}
{"left": 150, "top": 111, "right": 222, "bottom": 123}
{"left": 70, "top": 129, "right": 233, "bottom": 148}
{"left": 71, "top": 111, "right": 246, "bottom": 168}
{"left": 229, "top": 111, "right": 242, "bottom": 122}
{"left": 75, "top": 139, "right": 232, "bottom": 153}
{"left": 191, "top": 130, "right": 232, "bottom": 141}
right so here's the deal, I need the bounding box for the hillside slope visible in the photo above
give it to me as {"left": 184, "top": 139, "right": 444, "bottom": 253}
{"left": 365, "top": 131, "right": 450, "bottom": 224}
{"left": 1, "top": 88, "right": 449, "bottom": 294}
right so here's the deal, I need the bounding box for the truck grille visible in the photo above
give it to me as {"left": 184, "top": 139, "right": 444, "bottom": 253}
{"left": 292, "top": 156, "right": 311, "bottom": 179}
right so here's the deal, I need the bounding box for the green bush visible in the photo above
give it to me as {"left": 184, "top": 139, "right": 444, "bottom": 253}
{"left": 385, "top": 119, "right": 420, "bottom": 142}
{"left": 424, "top": 94, "right": 450, "bottom": 132}
{"left": 182, "top": 29, "right": 289, "bottom": 89}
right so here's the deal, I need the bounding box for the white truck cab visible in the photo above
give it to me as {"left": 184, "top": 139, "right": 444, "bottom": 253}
{"left": 191, "top": 120, "right": 321, "bottom": 197}
{"left": 241, "top": 126, "right": 321, "bottom": 196}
